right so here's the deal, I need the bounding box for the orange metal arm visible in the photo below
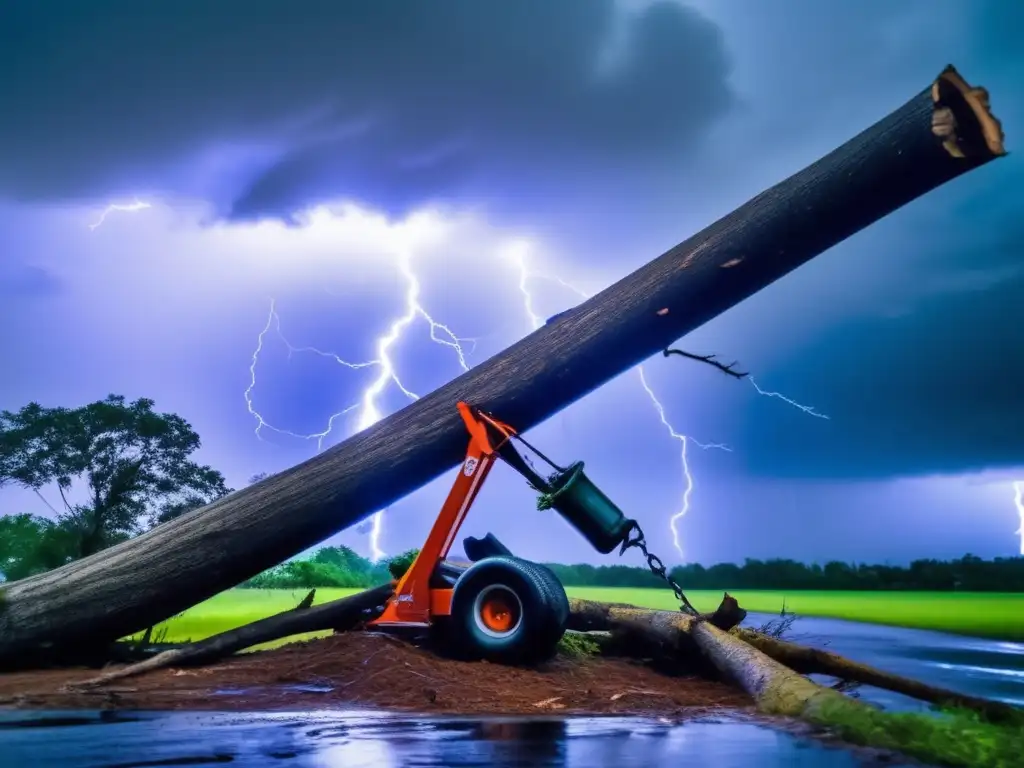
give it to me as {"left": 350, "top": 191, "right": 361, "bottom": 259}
{"left": 369, "top": 402, "right": 518, "bottom": 626}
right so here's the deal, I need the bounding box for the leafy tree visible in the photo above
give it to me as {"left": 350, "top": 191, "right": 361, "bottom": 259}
{"left": 313, "top": 545, "right": 378, "bottom": 577}
{"left": 0, "top": 395, "right": 232, "bottom": 558}
{"left": 0, "top": 514, "right": 43, "bottom": 578}
{"left": 386, "top": 548, "right": 420, "bottom": 580}
{"left": 0, "top": 513, "right": 79, "bottom": 581}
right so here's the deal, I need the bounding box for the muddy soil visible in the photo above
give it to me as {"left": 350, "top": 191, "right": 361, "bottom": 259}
{"left": 0, "top": 632, "right": 752, "bottom": 717}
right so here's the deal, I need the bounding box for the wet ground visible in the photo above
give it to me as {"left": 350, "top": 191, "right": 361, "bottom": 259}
{"left": 2, "top": 612, "right": 1022, "bottom": 766}
{"left": 0, "top": 630, "right": 750, "bottom": 715}
{"left": 758, "top": 611, "right": 1024, "bottom": 710}
{"left": 0, "top": 709, "right": 920, "bottom": 768}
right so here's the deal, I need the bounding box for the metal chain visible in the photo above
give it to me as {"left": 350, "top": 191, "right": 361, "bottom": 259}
{"left": 620, "top": 521, "right": 702, "bottom": 618}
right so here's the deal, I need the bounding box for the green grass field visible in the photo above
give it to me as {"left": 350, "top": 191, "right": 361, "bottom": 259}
{"left": 133, "top": 587, "right": 1024, "bottom": 645}
{"left": 568, "top": 588, "right": 1024, "bottom": 641}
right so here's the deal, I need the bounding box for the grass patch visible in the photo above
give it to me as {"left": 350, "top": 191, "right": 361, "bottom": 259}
{"left": 125, "top": 587, "right": 363, "bottom": 647}
{"left": 812, "top": 703, "right": 1024, "bottom": 768}
{"left": 557, "top": 630, "right": 601, "bottom": 659}
{"left": 566, "top": 588, "right": 1024, "bottom": 641}
{"left": 125, "top": 587, "right": 1024, "bottom": 647}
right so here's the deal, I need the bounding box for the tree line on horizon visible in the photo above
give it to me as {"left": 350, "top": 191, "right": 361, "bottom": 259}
{"left": 2, "top": 393, "right": 1022, "bottom": 593}
{"left": 233, "top": 547, "right": 1024, "bottom": 592}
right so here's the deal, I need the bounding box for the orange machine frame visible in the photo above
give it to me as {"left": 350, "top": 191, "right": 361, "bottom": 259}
{"left": 368, "top": 401, "right": 519, "bottom": 628}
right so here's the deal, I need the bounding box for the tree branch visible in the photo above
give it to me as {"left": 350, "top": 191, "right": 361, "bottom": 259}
{"left": 56, "top": 485, "right": 74, "bottom": 515}
{"left": 32, "top": 489, "right": 60, "bottom": 516}
{"left": 662, "top": 348, "right": 748, "bottom": 379}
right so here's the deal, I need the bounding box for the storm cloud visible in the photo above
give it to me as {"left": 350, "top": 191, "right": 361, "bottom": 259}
{"left": 0, "top": 1, "right": 1023, "bottom": 562}
{"left": 715, "top": 205, "right": 1024, "bottom": 481}
{"left": 0, "top": 1, "right": 734, "bottom": 222}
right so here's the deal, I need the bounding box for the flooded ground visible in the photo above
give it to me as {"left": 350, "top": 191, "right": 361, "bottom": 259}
{"left": 0, "top": 709, "right": 919, "bottom": 767}
{"left": 755, "top": 611, "right": 1024, "bottom": 710}
{"left": 2, "top": 613, "right": 1022, "bottom": 767}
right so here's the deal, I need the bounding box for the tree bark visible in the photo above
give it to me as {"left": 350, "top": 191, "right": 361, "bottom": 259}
{"left": 567, "top": 594, "right": 747, "bottom": 635}
{"left": 0, "top": 65, "right": 1006, "bottom": 661}
{"left": 66, "top": 584, "right": 393, "bottom": 688}
{"left": 568, "top": 600, "right": 1021, "bottom": 723}
{"left": 732, "top": 627, "right": 1024, "bottom": 726}
{"left": 689, "top": 621, "right": 1024, "bottom": 766}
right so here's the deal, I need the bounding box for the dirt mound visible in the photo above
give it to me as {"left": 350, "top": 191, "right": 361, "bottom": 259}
{"left": 0, "top": 632, "right": 752, "bottom": 717}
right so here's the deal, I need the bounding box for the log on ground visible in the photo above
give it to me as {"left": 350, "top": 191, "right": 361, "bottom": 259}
{"left": 68, "top": 584, "right": 393, "bottom": 688}
{"left": 732, "top": 626, "right": 1024, "bottom": 726}
{"left": 0, "top": 65, "right": 1007, "bottom": 662}
{"left": 68, "top": 589, "right": 735, "bottom": 687}
{"left": 691, "top": 621, "right": 1023, "bottom": 768}
{"left": 571, "top": 597, "right": 1022, "bottom": 723}
{"left": 568, "top": 598, "right": 1024, "bottom": 765}
{"left": 568, "top": 594, "right": 747, "bottom": 635}
{"left": 566, "top": 595, "right": 748, "bottom": 675}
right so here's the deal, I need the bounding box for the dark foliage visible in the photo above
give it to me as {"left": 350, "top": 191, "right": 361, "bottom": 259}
{"left": 547, "top": 555, "right": 1024, "bottom": 592}
{"left": 0, "top": 394, "right": 232, "bottom": 564}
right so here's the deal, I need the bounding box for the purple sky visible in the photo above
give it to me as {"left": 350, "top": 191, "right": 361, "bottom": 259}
{"left": 1, "top": 0, "right": 1023, "bottom": 566}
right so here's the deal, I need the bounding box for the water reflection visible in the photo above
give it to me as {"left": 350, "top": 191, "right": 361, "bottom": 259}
{"left": 740, "top": 612, "right": 1024, "bottom": 711}
{"left": 3, "top": 617, "right": 1021, "bottom": 766}
{"left": 0, "top": 710, "right": 913, "bottom": 768}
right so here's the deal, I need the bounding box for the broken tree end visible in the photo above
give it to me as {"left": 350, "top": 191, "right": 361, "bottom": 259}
{"left": 931, "top": 65, "right": 1007, "bottom": 159}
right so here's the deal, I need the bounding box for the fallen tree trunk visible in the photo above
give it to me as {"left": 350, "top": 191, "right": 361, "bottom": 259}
{"left": 689, "top": 621, "right": 1023, "bottom": 767}
{"left": 571, "top": 599, "right": 1024, "bottom": 764}
{"left": 568, "top": 594, "right": 747, "bottom": 635}
{"left": 732, "top": 627, "right": 1024, "bottom": 726}
{"left": 68, "top": 584, "right": 394, "bottom": 688}
{"left": 0, "top": 65, "right": 1006, "bottom": 661}
{"left": 571, "top": 598, "right": 1022, "bottom": 724}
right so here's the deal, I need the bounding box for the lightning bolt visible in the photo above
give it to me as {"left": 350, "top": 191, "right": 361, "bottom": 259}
{"left": 1014, "top": 481, "right": 1024, "bottom": 556}
{"left": 88, "top": 199, "right": 152, "bottom": 230}
{"left": 503, "top": 241, "right": 827, "bottom": 561}
{"left": 245, "top": 249, "right": 472, "bottom": 561}
{"left": 247, "top": 229, "right": 826, "bottom": 564}
{"left": 504, "top": 243, "right": 731, "bottom": 561}
{"left": 748, "top": 377, "right": 830, "bottom": 419}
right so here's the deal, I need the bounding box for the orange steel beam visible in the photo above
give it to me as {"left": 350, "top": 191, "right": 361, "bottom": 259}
{"left": 369, "top": 402, "right": 517, "bottom": 627}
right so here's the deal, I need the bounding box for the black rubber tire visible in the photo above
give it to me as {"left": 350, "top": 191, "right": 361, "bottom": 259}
{"left": 532, "top": 562, "right": 570, "bottom": 631}
{"left": 524, "top": 563, "right": 570, "bottom": 660}
{"left": 448, "top": 555, "right": 565, "bottom": 663}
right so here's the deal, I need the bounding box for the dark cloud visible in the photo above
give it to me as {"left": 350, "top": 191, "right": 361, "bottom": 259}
{"left": 732, "top": 213, "right": 1024, "bottom": 480}
{"left": 0, "top": 263, "right": 62, "bottom": 298}
{"left": 0, "top": 1, "right": 734, "bottom": 222}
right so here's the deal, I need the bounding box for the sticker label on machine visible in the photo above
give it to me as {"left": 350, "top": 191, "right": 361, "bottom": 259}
{"left": 463, "top": 457, "right": 478, "bottom": 476}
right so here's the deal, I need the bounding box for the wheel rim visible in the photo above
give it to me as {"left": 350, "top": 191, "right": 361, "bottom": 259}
{"left": 472, "top": 584, "right": 523, "bottom": 638}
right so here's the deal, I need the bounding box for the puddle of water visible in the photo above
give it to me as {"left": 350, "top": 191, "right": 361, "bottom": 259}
{"left": 0, "top": 709, "right": 915, "bottom": 768}
{"left": 213, "top": 683, "right": 334, "bottom": 697}
{"left": 4, "top": 616, "right": 1018, "bottom": 766}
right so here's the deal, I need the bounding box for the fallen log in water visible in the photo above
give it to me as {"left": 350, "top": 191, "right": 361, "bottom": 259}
{"left": 690, "top": 621, "right": 1023, "bottom": 767}
{"left": 568, "top": 597, "right": 1023, "bottom": 764}
{"left": 732, "top": 627, "right": 1024, "bottom": 726}
{"left": 68, "top": 584, "right": 393, "bottom": 688}
{"left": 0, "top": 65, "right": 1005, "bottom": 662}
{"left": 570, "top": 597, "right": 1023, "bottom": 724}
